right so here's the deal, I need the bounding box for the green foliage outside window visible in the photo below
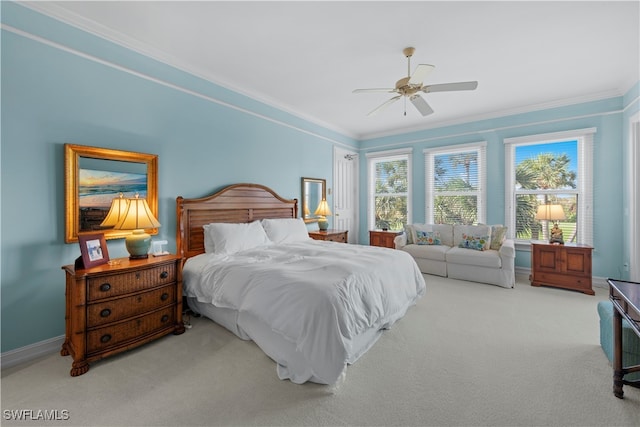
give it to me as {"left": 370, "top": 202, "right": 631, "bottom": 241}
{"left": 374, "top": 159, "right": 407, "bottom": 230}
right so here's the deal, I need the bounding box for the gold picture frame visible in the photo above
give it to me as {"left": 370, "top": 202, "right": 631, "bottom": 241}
{"left": 64, "top": 144, "right": 158, "bottom": 243}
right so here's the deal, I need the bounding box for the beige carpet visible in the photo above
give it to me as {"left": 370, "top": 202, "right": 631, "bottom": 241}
{"left": 2, "top": 274, "right": 639, "bottom": 426}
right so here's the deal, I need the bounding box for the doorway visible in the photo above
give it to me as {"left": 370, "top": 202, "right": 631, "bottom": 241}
{"left": 333, "top": 146, "right": 359, "bottom": 244}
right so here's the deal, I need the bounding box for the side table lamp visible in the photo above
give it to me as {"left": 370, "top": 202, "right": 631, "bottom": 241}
{"left": 535, "top": 204, "right": 565, "bottom": 244}
{"left": 314, "top": 199, "right": 332, "bottom": 231}
{"left": 113, "top": 194, "right": 161, "bottom": 258}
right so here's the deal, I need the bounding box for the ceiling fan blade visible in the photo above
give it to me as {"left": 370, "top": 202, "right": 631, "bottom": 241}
{"left": 353, "top": 88, "right": 396, "bottom": 94}
{"left": 367, "top": 95, "right": 402, "bottom": 116}
{"left": 422, "top": 81, "right": 478, "bottom": 93}
{"left": 408, "top": 64, "right": 435, "bottom": 85}
{"left": 410, "top": 95, "right": 434, "bottom": 116}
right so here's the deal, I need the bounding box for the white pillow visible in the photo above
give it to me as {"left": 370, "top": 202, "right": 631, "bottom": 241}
{"left": 261, "top": 218, "right": 310, "bottom": 244}
{"left": 203, "top": 221, "right": 271, "bottom": 255}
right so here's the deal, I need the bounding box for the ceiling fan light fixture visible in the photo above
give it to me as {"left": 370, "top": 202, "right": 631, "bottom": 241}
{"left": 353, "top": 47, "right": 478, "bottom": 117}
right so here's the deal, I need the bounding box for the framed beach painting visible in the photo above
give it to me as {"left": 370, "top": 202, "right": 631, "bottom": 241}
{"left": 65, "top": 144, "right": 158, "bottom": 243}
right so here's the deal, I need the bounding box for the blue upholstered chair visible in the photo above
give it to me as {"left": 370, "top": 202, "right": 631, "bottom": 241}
{"left": 597, "top": 300, "right": 640, "bottom": 380}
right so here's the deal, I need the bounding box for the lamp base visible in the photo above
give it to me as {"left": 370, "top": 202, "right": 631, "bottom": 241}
{"left": 549, "top": 222, "right": 564, "bottom": 245}
{"left": 318, "top": 217, "right": 329, "bottom": 231}
{"left": 125, "top": 229, "right": 152, "bottom": 259}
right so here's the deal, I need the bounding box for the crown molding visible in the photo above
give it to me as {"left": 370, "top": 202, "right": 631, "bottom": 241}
{"left": 357, "top": 89, "right": 624, "bottom": 140}
{"left": 19, "top": 1, "right": 358, "bottom": 140}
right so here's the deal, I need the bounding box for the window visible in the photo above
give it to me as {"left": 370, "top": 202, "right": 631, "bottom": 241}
{"left": 505, "top": 128, "right": 595, "bottom": 245}
{"left": 366, "top": 148, "right": 412, "bottom": 231}
{"left": 424, "top": 142, "right": 486, "bottom": 224}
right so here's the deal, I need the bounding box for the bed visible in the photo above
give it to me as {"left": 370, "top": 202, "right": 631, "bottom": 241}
{"left": 176, "top": 183, "right": 426, "bottom": 385}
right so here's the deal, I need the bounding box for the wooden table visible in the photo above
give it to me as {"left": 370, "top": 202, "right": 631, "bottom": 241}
{"left": 308, "top": 229, "right": 348, "bottom": 243}
{"left": 369, "top": 230, "right": 402, "bottom": 249}
{"left": 530, "top": 241, "right": 593, "bottom": 295}
{"left": 608, "top": 278, "right": 640, "bottom": 398}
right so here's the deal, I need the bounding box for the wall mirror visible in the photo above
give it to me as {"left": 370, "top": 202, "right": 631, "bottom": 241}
{"left": 65, "top": 144, "right": 158, "bottom": 243}
{"left": 301, "top": 177, "right": 326, "bottom": 223}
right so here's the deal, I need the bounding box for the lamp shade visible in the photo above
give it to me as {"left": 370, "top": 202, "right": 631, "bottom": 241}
{"left": 535, "top": 204, "right": 565, "bottom": 221}
{"left": 113, "top": 195, "right": 160, "bottom": 259}
{"left": 113, "top": 196, "right": 161, "bottom": 231}
{"left": 314, "top": 199, "right": 331, "bottom": 231}
{"left": 100, "top": 193, "right": 129, "bottom": 228}
{"left": 314, "top": 199, "right": 332, "bottom": 217}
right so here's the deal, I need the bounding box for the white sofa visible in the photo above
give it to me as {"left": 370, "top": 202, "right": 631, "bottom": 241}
{"left": 394, "top": 223, "right": 515, "bottom": 289}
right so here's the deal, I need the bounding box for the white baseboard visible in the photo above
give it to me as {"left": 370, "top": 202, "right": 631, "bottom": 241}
{"left": 1, "top": 335, "right": 65, "bottom": 370}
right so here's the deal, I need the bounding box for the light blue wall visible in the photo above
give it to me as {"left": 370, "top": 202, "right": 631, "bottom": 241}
{"left": 359, "top": 96, "right": 632, "bottom": 281}
{"left": 1, "top": 2, "right": 637, "bottom": 354}
{"left": 0, "top": 3, "right": 357, "bottom": 352}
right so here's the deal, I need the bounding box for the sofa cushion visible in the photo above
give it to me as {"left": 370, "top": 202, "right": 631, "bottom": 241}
{"left": 415, "top": 230, "right": 441, "bottom": 245}
{"left": 404, "top": 224, "right": 414, "bottom": 244}
{"left": 480, "top": 223, "right": 508, "bottom": 250}
{"left": 490, "top": 225, "right": 508, "bottom": 250}
{"left": 446, "top": 247, "right": 502, "bottom": 268}
{"left": 453, "top": 224, "right": 492, "bottom": 250}
{"left": 412, "top": 224, "right": 454, "bottom": 247}
{"left": 402, "top": 244, "right": 449, "bottom": 262}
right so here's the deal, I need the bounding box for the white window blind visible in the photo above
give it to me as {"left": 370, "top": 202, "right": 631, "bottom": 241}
{"left": 424, "top": 142, "right": 487, "bottom": 224}
{"left": 504, "top": 128, "right": 595, "bottom": 245}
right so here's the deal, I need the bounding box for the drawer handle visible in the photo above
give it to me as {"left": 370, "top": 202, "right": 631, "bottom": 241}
{"left": 161, "top": 314, "right": 169, "bottom": 323}
{"left": 99, "top": 283, "right": 111, "bottom": 292}
{"left": 160, "top": 293, "right": 169, "bottom": 301}
{"left": 100, "top": 308, "right": 111, "bottom": 318}
{"left": 100, "top": 334, "right": 111, "bottom": 344}
{"left": 160, "top": 271, "right": 169, "bottom": 279}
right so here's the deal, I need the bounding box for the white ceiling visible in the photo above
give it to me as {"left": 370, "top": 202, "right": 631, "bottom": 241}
{"left": 25, "top": 1, "right": 640, "bottom": 140}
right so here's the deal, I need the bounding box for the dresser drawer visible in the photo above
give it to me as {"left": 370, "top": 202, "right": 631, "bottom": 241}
{"left": 87, "top": 263, "right": 176, "bottom": 301}
{"left": 87, "top": 285, "right": 176, "bottom": 327}
{"left": 86, "top": 305, "right": 176, "bottom": 354}
{"left": 327, "top": 233, "right": 346, "bottom": 243}
{"left": 535, "top": 272, "right": 591, "bottom": 289}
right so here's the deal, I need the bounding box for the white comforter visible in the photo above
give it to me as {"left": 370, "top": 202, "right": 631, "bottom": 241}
{"left": 183, "top": 240, "right": 426, "bottom": 384}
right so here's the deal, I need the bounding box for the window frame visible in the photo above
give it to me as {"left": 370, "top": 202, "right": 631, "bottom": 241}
{"left": 504, "top": 128, "right": 595, "bottom": 247}
{"left": 366, "top": 148, "right": 413, "bottom": 231}
{"left": 424, "top": 141, "right": 487, "bottom": 224}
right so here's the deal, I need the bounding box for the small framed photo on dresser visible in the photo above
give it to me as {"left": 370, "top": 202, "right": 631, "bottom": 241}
{"left": 77, "top": 233, "right": 110, "bottom": 269}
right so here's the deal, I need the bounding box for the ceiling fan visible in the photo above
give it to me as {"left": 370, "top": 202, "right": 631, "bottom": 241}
{"left": 353, "top": 47, "right": 478, "bottom": 117}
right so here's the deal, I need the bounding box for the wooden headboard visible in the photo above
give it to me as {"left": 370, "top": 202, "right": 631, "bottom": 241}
{"left": 176, "top": 183, "right": 298, "bottom": 260}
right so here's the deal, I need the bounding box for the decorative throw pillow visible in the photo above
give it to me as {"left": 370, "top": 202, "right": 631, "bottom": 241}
{"left": 490, "top": 225, "right": 508, "bottom": 250}
{"left": 458, "top": 233, "right": 489, "bottom": 251}
{"left": 415, "top": 230, "right": 441, "bottom": 246}
{"left": 404, "top": 224, "right": 414, "bottom": 245}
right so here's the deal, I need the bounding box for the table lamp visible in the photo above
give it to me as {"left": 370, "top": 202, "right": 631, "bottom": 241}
{"left": 535, "top": 204, "right": 565, "bottom": 244}
{"left": 100, "top": 193, "right": 129, "bottom": 228}
{"left": 113, "top": 194, "right": 161, "bottom": 258}
{"left": 314, "top": 199, "right": 332, "bottom": 231}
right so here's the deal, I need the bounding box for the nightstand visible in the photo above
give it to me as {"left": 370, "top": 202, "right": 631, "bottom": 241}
{"left": 61, "top": 254, "right": 185, "bottom": 376}
{"left": 530, "top": 241, "right": 594, "bottom": 295}
{"left": 308, "top": 229, "right": 348, "bottom": 243}
{"left": 369, "top": 230, "right": 402, "bottom": 248}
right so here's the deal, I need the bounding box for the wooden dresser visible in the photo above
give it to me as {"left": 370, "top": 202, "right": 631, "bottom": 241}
{"left": 61, "top": 254, "right": 185, "bottom": 376}
{"left": 530, "top": 241, "right": 594, "bottom": 295}
{"left": 369, "top": 230, "right": 402, "bottom": 249}
{"left": 308, "top": 229, "right": 348, "bottom": 243}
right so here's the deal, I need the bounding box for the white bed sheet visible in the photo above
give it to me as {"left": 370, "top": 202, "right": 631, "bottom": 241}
{"left": 183, "top": 240, "right": 426, "bottom": 384}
